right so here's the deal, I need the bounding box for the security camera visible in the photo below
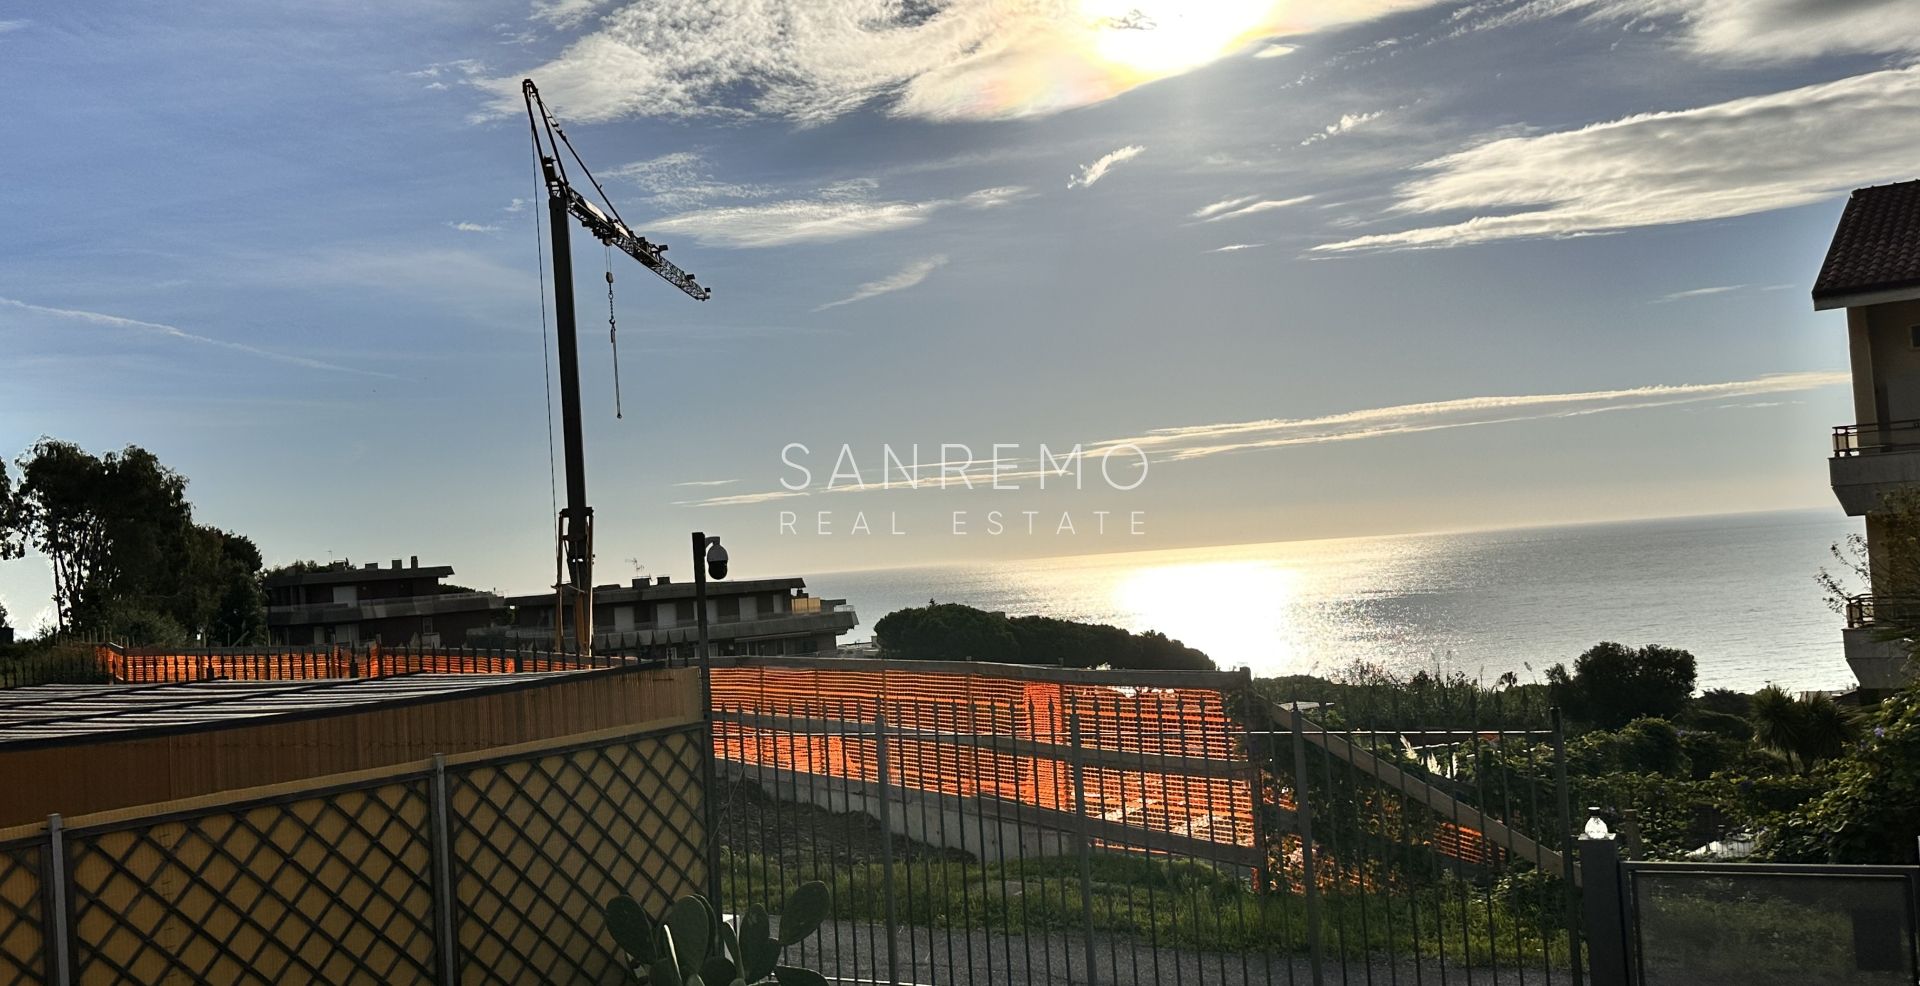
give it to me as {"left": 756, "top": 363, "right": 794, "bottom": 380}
{"left": 705, "top": 537, "right": 729, "bottom": 580}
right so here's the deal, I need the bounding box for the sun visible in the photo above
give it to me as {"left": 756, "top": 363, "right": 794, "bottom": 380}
{"left": 1079, "top": 1, "right": 1285, "bottom": 77}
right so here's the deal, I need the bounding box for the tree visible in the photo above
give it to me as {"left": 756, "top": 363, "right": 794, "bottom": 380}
{"left": 15, "top": 439, "right": 117, "bottom": 629}
{"left": 1767, "top": 684, "right": 1920, "bottom": 863}
{"left": 1546, "top": 642, "right": 1696, "bottom": 730}
{"left": 0, "top": 458, "right": 23, "bottom": 562}
{"left": 180, "top": 527, "right": 266, "bottom": 644}
{"left": 1818, "top": 486, "right": 1920, "bottom": 662}
{"left": 872, "top": 603, "right": 1215, "bottom": 670}
{"left": 1752, "top": 684, "right": 1860, "bottom": 773}
{"left": 11, "top": 440, "right": 266, "bottom": 641}
{"left": 873, "top": 604, "right": 1019, "bottom": 662}
{"left": 1750, "top": 684, "right": 1804, "bottom": 769}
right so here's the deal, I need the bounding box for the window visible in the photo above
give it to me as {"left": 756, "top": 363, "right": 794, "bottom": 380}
{"left": 1910, "top": 324, "right": 1920, "bottom": 349}
{"left": 422, "top": 616, "right": 434, "bottom": 634}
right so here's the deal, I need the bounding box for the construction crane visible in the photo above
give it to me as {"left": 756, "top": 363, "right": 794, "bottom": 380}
{"left": 523, "top": 78, "right": 712, "bottom": 655}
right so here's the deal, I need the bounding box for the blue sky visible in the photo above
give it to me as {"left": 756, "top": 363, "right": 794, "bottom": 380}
{"left": 3, "top": 0, "right": 1917, "bottom": 629}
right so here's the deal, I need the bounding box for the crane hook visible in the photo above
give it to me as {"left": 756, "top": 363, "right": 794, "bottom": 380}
{"left": 605, "top": 260, "right": 623, "bottom": 420}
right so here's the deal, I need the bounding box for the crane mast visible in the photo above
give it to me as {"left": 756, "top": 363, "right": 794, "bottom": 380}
{"left": 522, "top": 79, "right": 711, "bottom": 655}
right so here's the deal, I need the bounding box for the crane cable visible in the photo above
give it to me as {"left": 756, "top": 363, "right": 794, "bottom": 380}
{"left": 528, "top": 118, "right": 560, "bottom": 567}
{"left": 605, "top": 244, "right": 623, "bottom": 419}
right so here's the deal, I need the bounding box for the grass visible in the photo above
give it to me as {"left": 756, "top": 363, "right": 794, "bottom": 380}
{"left": 719, "top": 848, "right": 1573, "bottom": 967}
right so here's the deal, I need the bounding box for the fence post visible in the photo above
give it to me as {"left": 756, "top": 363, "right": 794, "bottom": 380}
{"left": 871, "top": 711, "right": 901, "bottom": 986}
{"left": 1552, "top": 707, "right": 1585, "bottom": 986}
{"left": 429, "top": 755, "right": 459, "bottom": 986}
{"left": 1066, "top": 707, "right": 1102, "bottom": 986}
{"left": 700, "top": 648, "right": 722, "bottom": 908}
{"left": 44, "top": 813, "right": 72, "bottom": 986}
{"left": 1579, "top": 833, "right": 1630, "bottom": 986}
{"left": 1288, "top": 706, "right": 1326, "bottom": 986}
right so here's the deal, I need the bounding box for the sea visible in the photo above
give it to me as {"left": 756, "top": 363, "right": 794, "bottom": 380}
{"left": 804, "top": 510, "right": 1864, "bottom": 694}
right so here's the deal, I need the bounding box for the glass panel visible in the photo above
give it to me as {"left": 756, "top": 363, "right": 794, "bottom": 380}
{"left": 1634, "top": 870, "right": 1914, "bottom": 986}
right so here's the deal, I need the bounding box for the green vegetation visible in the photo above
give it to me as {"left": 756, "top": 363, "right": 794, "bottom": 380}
{"left": 873, "top": 603, "right": 1214, "bottom": 670}
{"left": 0, "top": 439, "right": 266, "bottom": 645}
{"left": 1256, "top": 641, "right": 1912, "bottom": 863}
{"left": 1546, "top": 642, "right": 1696, "bottom": 730}
{"left": 719, "top": 848, "right": 1569, "bottom": 967}
{"left": 1767, "top": 685, "right": 1920, "bottom": 864}
{"left": 604, "top": 883, "right": 832, "bottom": 986}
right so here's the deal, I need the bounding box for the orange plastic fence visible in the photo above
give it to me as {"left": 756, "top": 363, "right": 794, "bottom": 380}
{"left": 710, "top": 664, "right": 1257, "bottom": 857}
{"left": 92, "top": 643, "right": 604, "bottom": 683}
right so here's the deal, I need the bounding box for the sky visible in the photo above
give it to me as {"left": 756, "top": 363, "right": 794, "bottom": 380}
{"left": 2, "top": 0, "right": 1917, "bottom": 632}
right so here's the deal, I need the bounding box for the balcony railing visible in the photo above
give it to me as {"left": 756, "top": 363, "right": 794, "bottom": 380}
{"left": 1833, "top": 419, "right": 1920, "bottom": 457}
{"left": 1844, "top": 594, "right": 1920, "bottom": 629}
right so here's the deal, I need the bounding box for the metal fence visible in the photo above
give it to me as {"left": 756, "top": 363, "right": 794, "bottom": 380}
{"left": 0, "top": 718, "right": 707, "bottom": 986}
{"left": 710, "top": 658, "right": 1583, "bottom": 986}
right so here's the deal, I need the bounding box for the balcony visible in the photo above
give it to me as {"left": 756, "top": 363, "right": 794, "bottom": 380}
{"left": 267, "top": 591, "right": 505, "bottom": 626}
{"left": 1841, "top": 594, "right": 1917, "bottom": 690}
{"left": 1829, "top": 420, "right": 1920, "bottom": 515}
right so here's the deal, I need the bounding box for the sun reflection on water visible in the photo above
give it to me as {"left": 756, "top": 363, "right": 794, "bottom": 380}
{"left": 1112, "top": 560, "right": 1307, "bottom": 673}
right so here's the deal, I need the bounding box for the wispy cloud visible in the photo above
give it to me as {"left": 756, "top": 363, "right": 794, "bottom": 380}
{"left": 1301, "top": 110, "right": 1385, "bottom": 145}
{"left": 448, "top": 221, "right": 500, "bottom": 234}
{"left": 0, "top": 297, "right": 389, "bottom": 377}
{"left": 649, "top": 186, "right": 1027, "bottom": 248}
{"left": 486, "top": 0, "right": 1448, "bottom": 124}
{"left": 1100, "top": 370, "right": 1849, "bottom": 460}
{"left": 0, "top": 19, "right": 29, "bottom": 34}
{"left": 1654, "top": 284, "right": 1745, "bottom": 303}
{"left": 1067, "top": 145, "right": 1145, "bottom": 189}
{"left": 673, "top": 478, "right": 739, "bottom": 487}
{"left": 531, "top": 0, "right": 615, "bottom": 29}
{"left": 1253, "top": 42, "right": 1298, "bottom": 58}
{"left": 681, "top": 370, "right": 1848, "bottom": 506}
{"left": 608, "top": 151, "right": 775, "bottom": 208}
{"left": 1211, "top": 243, "right": 1267, "bottom": 253}
{"left": 1471, "top": 0, "right": 1920, "bottom": 62}
{"left": 815, "top": 256, "right": 948, "bottom": 311}
{"left": 1204, "top": 196, "right": 1313, "bottom": 222}
{"left": 1193, "top": 196, "right": 1258, "bottom": 219}
{"left": 1317, "top": 66, "right": 1920, "bottom": 252}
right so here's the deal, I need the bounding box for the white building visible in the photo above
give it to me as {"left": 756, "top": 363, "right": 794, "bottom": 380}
{"left": 1814, "top": 179, "right": 1920, "bottom": 690}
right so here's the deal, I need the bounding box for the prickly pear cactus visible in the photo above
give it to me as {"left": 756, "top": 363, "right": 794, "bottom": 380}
{"left": 604, "top": 882, "right": 832, "bottom": 986}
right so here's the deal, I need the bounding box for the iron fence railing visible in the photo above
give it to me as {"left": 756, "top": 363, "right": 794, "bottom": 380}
{"left": 1844, "top": 593, "right": 1920, "bottom": 630}
{"left": 1833, "top": 419, "right": 1920, "bottom": 457}
{"left": 711, "top": 657, "right": 1584, "bottom": 986}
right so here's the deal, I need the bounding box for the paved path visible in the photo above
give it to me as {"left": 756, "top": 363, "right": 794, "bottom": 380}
{"left": 784, "top": 920, "right": 1574, "bottom": 986}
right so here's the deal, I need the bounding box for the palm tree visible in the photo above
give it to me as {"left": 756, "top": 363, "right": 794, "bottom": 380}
{"left": 1795, "top": 693, "right": 1861, "bottom": 770}
{"left": 1750, "top": 686, "right": 1861, "bottom": 772}
{"left": 1751, "top": 684, "right": 1807, "bottom": 771}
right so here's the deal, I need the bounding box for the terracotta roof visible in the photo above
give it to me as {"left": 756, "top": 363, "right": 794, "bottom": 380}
{"left": 1813, "top": 179, "right": 1920, "bottom": 309}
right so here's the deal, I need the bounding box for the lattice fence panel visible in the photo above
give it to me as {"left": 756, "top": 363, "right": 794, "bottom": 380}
{"left": 0, "top": 840, "right": 44, "bottom": 986}
{"left": 65, "top": 778, "right": 438, "bottom": 985}
{"left": 448, "top": 727, "right": 706, "bottom": 986}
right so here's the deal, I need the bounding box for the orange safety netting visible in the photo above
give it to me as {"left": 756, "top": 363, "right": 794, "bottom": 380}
{"left": 93, "top": 644, "right": 602, "bottom": 683}
{"left": 711, "top": 664, "right": 1258, "bottom": 856}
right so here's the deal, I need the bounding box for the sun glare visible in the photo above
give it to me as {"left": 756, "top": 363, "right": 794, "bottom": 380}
{"left": 1080, "top": 1, "right": 1283, "bottom": 76}
{"left": 1112, "top": 559, "right": 1306, "bottom": 674}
